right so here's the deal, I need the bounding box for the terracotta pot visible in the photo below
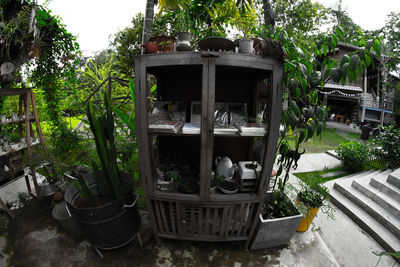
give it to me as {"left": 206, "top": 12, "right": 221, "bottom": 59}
{"left": 145, "top": 42, "right": 159, "bottom": 54}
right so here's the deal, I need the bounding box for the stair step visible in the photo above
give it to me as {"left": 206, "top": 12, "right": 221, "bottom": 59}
{"left": 370, "top": 170, "right": 400, "bottom": 204}
{"left": 388, "top": 169, "right": 400, "bottom": 189}
{"left": 324, "top": 171, "right": 376, "bottom": 191}
{"left": 352, "top": 171, "right": 400, "bottom": 218}
{"left": 334, "top": 180, "right": 400, "bottom": 240}
{"left": 329, "top": 187, "right": 400, "bottom": 259}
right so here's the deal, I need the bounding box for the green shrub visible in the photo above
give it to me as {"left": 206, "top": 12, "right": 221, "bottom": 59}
{"left": 49, "top": 124, "right": 86, "bottom": 163}
{"left": 335, "top": 141, "right": 370, "bottom": 172}
{"left": 372, "top": 124, "right": 400, "bottom": 169}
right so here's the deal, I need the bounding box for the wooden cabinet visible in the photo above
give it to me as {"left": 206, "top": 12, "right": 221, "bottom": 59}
{"left": 135, "top": 52, "right": 282, "bottom": 245}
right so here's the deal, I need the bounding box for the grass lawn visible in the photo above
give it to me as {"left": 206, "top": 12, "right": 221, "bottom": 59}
{"left": 39, "top": 116, "right": 83, "bottom": 136}
{"left": 286, "top": 128, "right": 361, "bottom": 153}
{"left": 294, "top": 166, "right": 351, "bottom": 184}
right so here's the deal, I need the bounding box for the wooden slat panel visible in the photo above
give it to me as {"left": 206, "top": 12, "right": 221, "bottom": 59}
{"left": 212, "top": 208, "right": 218, "bottom": 235}
{"left": 225, "top": 205, "right": 234, "bottom": 237}
{"left": 176, "top": 202, "right": 183, "bottom": 238}
{"left": 243, "top": 203, "right": 256, "bottom": 236}
{"left": 159, "top": 201, "right": 169, "bottom": 233}
{"left": 153, "top": 200, "right": 164, "bottom": 233}
{"left": 219, "top": 206, "right": 229, "bottom": 239}
{"left": 236, "top": 203, "right": 245, "bottom": 236}
{"left": 169, "top": 201, "right": 176, "bottom": 235}
{"left": 205, "top": 207, "right": 210, "bottom": 235}
{"left": 191, "top": 207, "right": 195, "bottom": 234}
{"left": 198, "top": 206, "right": 203, "bottom": 234}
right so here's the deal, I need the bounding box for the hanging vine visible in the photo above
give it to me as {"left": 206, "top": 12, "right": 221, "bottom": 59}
{"left": 0, "top": 0, "right": 80, "bottom": 126}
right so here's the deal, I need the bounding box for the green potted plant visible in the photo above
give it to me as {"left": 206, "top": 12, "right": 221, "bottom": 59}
{"left": 64, "top": 92, "right": 141, "bottom": 249}
{"left": 234, "top": 6, "right": 257, "bottom": 54}
{"left": 296, "top": 172, "right": 334, "bottom": 232}
{"left": 175, "top": 10, "right": 193, "bottom": 51}
{"left": 250, "top": 179, "right": 303, "bottom": 250}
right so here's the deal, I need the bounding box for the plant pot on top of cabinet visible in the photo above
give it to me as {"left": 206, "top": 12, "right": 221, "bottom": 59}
{"left": 176, "top": 32, "right": 193, "bottom": 51}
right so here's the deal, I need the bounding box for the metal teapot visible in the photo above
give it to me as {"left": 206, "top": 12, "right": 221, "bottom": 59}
{"left": 215, "top": 156, "right": 235, "bottom": 180}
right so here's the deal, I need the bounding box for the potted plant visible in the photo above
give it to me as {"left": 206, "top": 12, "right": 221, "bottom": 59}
{"left": 234, "top": 7, "right": 257, "bottom": 54}
{"left": 219, "top": 175, "right": 239, "bottom": 194}
{"left": 250, "top": 180, "right": 302, "bottom": 250}
{"left": 296, "top": 173, "right": 333, "bottom": 232}
{"left": 174, "top": 10, "right": 193, "bottom": 51}
{"left": 145, "top": 35, "right": 176, "bottom": 53}
{"left": 251, "top": 141, "right": 311, "bottom": 249}
{"left": 64, "top": 92, "right": 141, "bottom": 249}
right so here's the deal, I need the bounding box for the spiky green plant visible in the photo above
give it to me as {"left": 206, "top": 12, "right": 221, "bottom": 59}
{"left": 86, "top": 92, "right": 123, "bottom": 199}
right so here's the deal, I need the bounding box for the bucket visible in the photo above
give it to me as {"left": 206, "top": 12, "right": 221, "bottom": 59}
{"left": 52, "top": 201, "right": 81, "bottom": 236}
{"left": 64, "top": 172, "right": 141, "bottom": 249}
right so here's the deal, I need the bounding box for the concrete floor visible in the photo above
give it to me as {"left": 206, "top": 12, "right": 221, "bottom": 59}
{"left": 0, "top": 153, "right": 398, "bottom": 266}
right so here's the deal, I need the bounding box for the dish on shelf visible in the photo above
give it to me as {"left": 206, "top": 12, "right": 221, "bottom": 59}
{"left": 177, "top": 178, "right": 199, "bottom": 194}
{"left": 198, "top": 37, "right": 235, "bottom": 52}
{"left": 219, "top": 181, "right": 239, "bottom": 194}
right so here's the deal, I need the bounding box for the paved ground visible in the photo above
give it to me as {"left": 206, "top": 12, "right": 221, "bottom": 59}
{"left": 325, "top": 121, "right": 361, "bottom": 134}
{"left": 0, "top": 153, "right": 398, "bottom": 266}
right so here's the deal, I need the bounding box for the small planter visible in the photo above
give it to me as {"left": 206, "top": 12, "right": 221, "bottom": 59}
{"left": 250, "top": 192, "right": 302, "bottom": 250}
{"left": 219, "top": 181, "right": 238, "bottom": 194}
{"left": 239, "top": 39, "right": 254, "bottom": 54}
{"left": 157, "top": 174, "right": 175, "bottom": 192}
{"left": 176, "top": 32, "right": 192, "bottom": 51}
{"left": 296, "top": 205, "right": 319, "bottom": 232}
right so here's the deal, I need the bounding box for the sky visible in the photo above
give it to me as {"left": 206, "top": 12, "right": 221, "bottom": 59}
{"left": 39, "top": 0, "right": 400, "bottom": 56}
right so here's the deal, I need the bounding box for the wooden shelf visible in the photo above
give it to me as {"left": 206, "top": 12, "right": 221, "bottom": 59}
{"left": 136, "top": 52, "right": 283, "bottom": 244}
{"left": 0, "top": 141, "right": 41, "bottom": 157}
{"left": 0, "top": 117, "right": 36, "bottom": 125}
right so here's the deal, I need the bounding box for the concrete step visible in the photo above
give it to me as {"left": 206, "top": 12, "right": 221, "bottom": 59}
{"left": 388, "top": 169, "right": 400, "bottom": 189}
{"left": 329, "top": 185, "right": 400, "bottom": 261}
{"left": 370, "top": 171, "right": 400, "bottom": 204}
{"left": 352, "top": 170, "right": 400, "bottom": 218}
{"left": 334, "top": 178, "right": 400, "bottom": 241}
{"left": 325, "top": 150, "right": 338, "bottom": 159}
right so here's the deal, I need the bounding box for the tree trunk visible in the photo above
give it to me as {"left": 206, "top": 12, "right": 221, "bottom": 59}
{"left": 263, "top": 0, "right": 275, "bottom": 29}
{"left": 141, "top": 0, "right": 155, "bottom": 54}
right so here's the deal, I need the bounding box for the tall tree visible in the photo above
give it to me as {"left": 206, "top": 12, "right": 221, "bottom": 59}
{"left": 329, "top": 0, "right": 365, "bottom": 46}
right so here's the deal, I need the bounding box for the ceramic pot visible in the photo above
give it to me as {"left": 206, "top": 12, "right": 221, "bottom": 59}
{"left": 176, "top": 32, "right": 192, "bottom": 51}
{"left": 239, "top": 39, "right": 254, "bottom": 54}
{"left": 215, "top": 156, "right": 235, "bottom": 180}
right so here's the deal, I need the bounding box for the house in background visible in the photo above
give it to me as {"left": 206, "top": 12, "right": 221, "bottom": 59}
{"left": 319, "top": 42, "right": 398, "bottom": 126}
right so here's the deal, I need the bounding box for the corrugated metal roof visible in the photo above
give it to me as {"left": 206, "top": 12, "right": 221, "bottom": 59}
{"left": 322, "top": 83, "right": 363, "bottom": 92}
